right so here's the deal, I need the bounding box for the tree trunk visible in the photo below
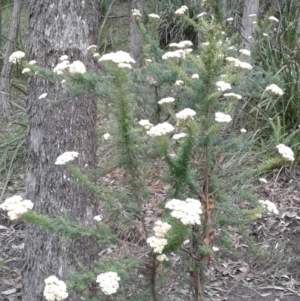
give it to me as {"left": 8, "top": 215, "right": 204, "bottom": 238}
{"left": 22, "top": 1, "right": 100, "bottom": 301}
{"left": 240, "top": 0, "right": 259, "bottom": 50}
{"left": 128, "top": 0, "right": 145, "bottom": 63}
{"left": 0, "top": 0, "right": 21, "bottom": 119}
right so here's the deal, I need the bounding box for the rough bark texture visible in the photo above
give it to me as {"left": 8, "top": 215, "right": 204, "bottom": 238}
{"left": 128, "top": 0, "right": 145, "bottom": 63}
{"left": 0, "top": 0, "right": 21, "bottom": 119}
{"left": 23, "top": 1, "right": 100, "bottom": 300}
{"left": 240, "top": 0, "right": 259, "bottom": 50}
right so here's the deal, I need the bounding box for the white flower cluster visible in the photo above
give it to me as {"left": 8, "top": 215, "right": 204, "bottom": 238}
{"left": 165, "top": 198, "right": 202, "bottom": 225}
{"left": 146, "top": 122, "right": 174, "bottom": 137}
{"left": 197, "top": 12, "right": 207, "bottom": 18}
{"left": 0, "top": 195, "right": 33, "bottom": 220}
{"left": 276, "top": 144, "right": 294, "bottom": 161}
{"left": 39, "top": 93, "right": 48, "bottom": 99}
{"left": 147, "top": 236, "right": 168, "bottom": 254}
{"left": 169, "top": 40, "right": 193, "bottom": 49}
{"left": 216, "top": 81, "right": 231, "bottom": 92}
{"left": 225, "top": 57, "right": 252, "bottom": 70}
{"left": 68, "top": 61, "right": 86, "bottom": 74}
{"left": 53, "top": 60, "right": 70, "bottom": 75}
{"left": 162, "top": 49, "right": 186, "bottom": 61}
{"left": 147, "top": 220, "right": 171, "bottom": 255}
{"left": 172, "top": 133, "right": 187, "bottom": 140}
{"left": 157, "top": 254, "right": 168, "bottom": 262}
{"left": 98, "top": 51, "right": 135, "bottom": 69}
{"left": 9, "top": 51, "right": 25, "bottom": 63}
{"left": 269, "top": 16, "right": 279, "bottom": 22}
{"left": 43, "top": 276, "right": 68, "bottom": 301}
{"left": 224, "top": 93, "right": 242, "bottom": 100}
{"left": 158, "top": 97, "right": 175, "bottom": 105}
{"left": 22, "top": 68, "right": 31, "bottom": 74}
{"left": 191, "top": 74, "right": 199, "bottom": 79}
{"left": 103, "top": 133, "right": 110, "bottom": 140}
{"left": 94, "top": 215, "right": 102, "bottom": 222}
{"left": 239, "top": 49, "right": 251, "bottom": 56}
{"left": 55, "top": 151, "right": 79, "bottom": 165}
{"left": 265, "top": 84, "right": 284, "bottom": 96}
{"left": 96, "top": 272, "right": 120, "bottom": 295}
{"left": 132, "top": 8, "right": 141, "bottom": 17}
{"left": 149, "top": 13, "right": 160, "bottom": 19}
{"left": 138, "top": 119, "right": 153, "bottom": 130}
{"left": 259, "top": 178, "right": 268, "bottom": 184}
{"left": 153, "top": 220, "right": 171, "bottom": 238}
{"left": 175, "top": 80, "right": 184, "bottom": 86}
{"left": 175, "top": 5, "right": 188, "bottom": 15}
{"left": 175, "top": 108, "right": 196, "bottom": 122}
{"left": 258, "top": 200, "right": 279, "bottom": 214}
{"left": 53, "top": 59, "right": 86, "bottom": 74}
{"left": 215, "top": 112, "right": 232, "bottom": 123}
{"left": 87, "top": 45, "right": 97, "bottom": 52}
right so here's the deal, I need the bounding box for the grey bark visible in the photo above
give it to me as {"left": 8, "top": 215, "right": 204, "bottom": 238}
{"left": 0, "top": 0, "right": 21, "bottom": 119}
{"left": 22, "top": 1, "right": 100, "bottom": 301}
{"left": 128, "top": 0, "right": 145, "bottom": 63}
{"left": 240, "top": 0, "right": 259, "bottom": 50}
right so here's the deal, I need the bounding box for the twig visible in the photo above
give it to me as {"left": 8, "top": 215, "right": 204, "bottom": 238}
{"left": 222, "top": 266, "right": 250, "bottom": 298}
{"left": 97, "top": 0, "right": 118, "bottom": 45}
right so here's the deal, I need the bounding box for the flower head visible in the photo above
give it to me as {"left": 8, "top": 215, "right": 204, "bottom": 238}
{"left": 175, "top": 108, "right": 196, "bottom": 122}
{"left": 239, "top": 49, "right": 251, "bottom": 56}
{"left": 147, "top": 236, "right": 168, "bottom": 254}
{"left": 269, "top": 16, "right": 279, "bottom": 22}
{"left": 55, "top": 151, "right": 79, "bottom": 165}
{"left": 175, "top": 80, "right": 184, "bottom": 86}
{"left": 259, "top": 200, "right": 278, "bottom": 214}
{"left": 157, "top": 254, "right": 168, "bottom": 262}
{"left": 265, "top": 84, "right": 284, "bottom": 96}
{"left": 0, "top": 196, "right": 33, "bottom": 220}
{"left": 172, "top": 133, "right": 187, "bottom": 140}
{"left": 138, "top": 119, "right": 153, "bottom": 130}
{"left": 94, "top": 215, "right": 102, "bottom": 222}
{"left": 146, "top": 122, "right": 174, "bottom": 137}
{"left": 44, "top": 276, "right": 68, "bottom": 301}
{"left": 99, "top": 51, "right": 135, "bottom": 65}
{"left": 29, "top": 60, "right": 36, "bottom": 65}
{"left": 191, "top": 74, "right": 199, "bottom": 79}
{"left": 96, "top": 272, "right": 120, "bottom": 295}
{"left": 149, "top": 13, "right": 160, "bottom": 19}
{"left": 103, "top": 133, "right": 110, "bottom": 140}
{"left": 53, "top": 60, "right": 70, "bottom": 74}
{"left": 59, "top": 55, "right": 68, "bottom": 61}
{"left": 39, "top": 93, "right": 48, "bottom": 99}
{"left": 175, "top": 5, "right": 188, "bottom": 15}
{"left": 216, "top": 81, "right": 231, "bottom": 92}
{"left": 165, "top": 198, "right": 202, "bottom": 225}
{"left": 226, "top": 17, "right": 234, "bottom": 22}
{"left": 224, "top": 93, "right": 242, "bottom": 100}
{"left": 68, "top": 61, "right": 86, "bottom": 74}
{"left": 276, "top": 144, "right": 294, "bottom": 161}
{"left": 158, "top": 97, "right": 175, "bottom": 105}
{"left": 153, "top": 220, "right": 171, "bottom": 238}
{"left": 240, "top": 128, "right": 247, "bottom": 133}
{"left": 259, "top": 178, "right": 268, "bottom": 184}
{"left": 197, "top": 12, "right": 207, "bottom": 18}
{"left": 215, "top": 112, "right": 232, "bottom": 123}
{"left": 87, "top": 45, "right": 97, "bottom": 52}
{"left": 9, "top": 51, "right": 25, "bottom": 64}
{"left": 22, "top": 68, "right": 31, "bottom": 74}
{"left": 132, "top": 8, "right": 141, "bottom": 17}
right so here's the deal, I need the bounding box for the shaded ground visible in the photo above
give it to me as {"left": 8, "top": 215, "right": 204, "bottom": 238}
{"left": 0, "top": 169, "right": 300, "bottom": 301}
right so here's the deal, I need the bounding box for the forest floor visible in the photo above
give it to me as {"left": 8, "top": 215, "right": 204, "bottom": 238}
{"left": 0, "top": 168, "right": 300, "bottom": 301}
